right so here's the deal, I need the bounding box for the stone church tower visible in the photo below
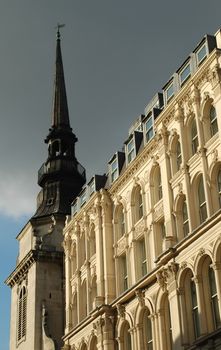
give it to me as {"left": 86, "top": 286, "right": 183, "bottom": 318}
{"left": 6, "top": 28, "right": 86, "bottom": 350}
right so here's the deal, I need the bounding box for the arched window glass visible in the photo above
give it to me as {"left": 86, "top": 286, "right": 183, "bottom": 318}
{"left": 89, "top": 228, "right": 96, "bottom": 258}
{"left": 190, "top": 280, "right": 200, "bottom": 338}
{"left": 198, "top": 176, "right": 207, "bottom": 224}
{"left": 123, "top": 322, "right": 132, "bottom": 350}
{"left": 158, "top": 171, "right": 163, "bottom": 201}
{"left": 209, "top": 266, "right": 220, "bottom": 329}
{"left": 176, "top": 141, "right": 182, "bottom": 171}
{"left": 182, "top": 201, "right": 189, "bottom": 237}
{"left": 191, "top": 120, "right": 198, "bottom": 155}
{"left": 139, "top": 239, "right": 147, "bottom": 277}
{"left": 138, "top": 191, "right": 143, "bottom": 220}
{"left": 17, "top": 286, "right": 27, "bottom": 342}
{"left": 210, "top": 106, "right": 218, "bottom": 137}
{"left": 143, "top": 310, "right": 153, "bottom": 350}
{"left": 217, "top": 169, "right": 221, "bottom": 208}
{"left": 118, "top": 206, "right": 125, "bottom": 238}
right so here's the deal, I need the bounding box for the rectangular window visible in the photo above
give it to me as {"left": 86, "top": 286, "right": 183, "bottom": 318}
{"left": 72, "top": 201, "right": 78, "bottom": 216}
{"left": 80, "top": 191, "right": 86, "bottom": 206}
{"left": 179, "top": 63, "right": 191, "bottom": 85}
{"left": 166, "top": 83, "right": 174, "bottom": 102}
{"left": 111, "top": 159, "right": 118, "bottom": 182}
{"left": 127, "top": 139, "right": 135, "bottom": 164}
{"left": 122, "top": 255, "right": 128, "bottom": 291}
{"left": 146, "top": 115, "right": 154, "bottom": 143}
{"left": 140, "top": 239, "right": 147, "bottom": 276}
{"left": 196, "top": 43, "right": 207, "bottom": 65}
{"left": 89, "top": 180, "right": 95, "bottom": 195}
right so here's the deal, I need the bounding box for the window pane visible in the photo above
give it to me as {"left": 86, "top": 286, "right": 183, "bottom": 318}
{"left": 210, "top": 106, "right": 218, "bottom": 137}
{"left": 197, "top": 44, "right": 207, "bottom": 64}
{"left": 166, "top": 83, "right": 174, "bottom": 101}
{"left": 176, "top": 141, "right": 182, "bottom": 170}
{"left": 217, "top": 170, "right": 221, "bottom": 208}
{"left": 191, "top": 120, "right": 198, "bottom": 155}
{"left": 191, "top": 280, "right": 200, "bottom": 338}
{"left": 180, "top": 64, "right": 191, "bottom": 84}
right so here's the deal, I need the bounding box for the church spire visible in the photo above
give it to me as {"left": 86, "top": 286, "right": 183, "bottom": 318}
{"left": 33, "top": 28, "right": 86, "bottom": 218}
{"left": 52, "top": 25, "right": 71, "bottom": 129}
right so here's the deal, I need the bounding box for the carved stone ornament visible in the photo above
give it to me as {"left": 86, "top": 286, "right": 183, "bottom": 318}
{"left": 134, "top": 219, "right": 145, "bottom": 239}
{"left": 117, "top": 236, "right": 127, "bottom": 255}
{"left": 156, "top": 268, "right": 168, "bottom": 291}
{"left": 135, "top": 289, "right": 145, "bottom": 307}
{"left": 116, "top": 304, "right": 125, "bottom": 318}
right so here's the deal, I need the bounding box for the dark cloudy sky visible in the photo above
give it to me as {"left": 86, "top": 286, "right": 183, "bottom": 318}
{"left": 1, "top": 1, "right": 221, "bottom": 348}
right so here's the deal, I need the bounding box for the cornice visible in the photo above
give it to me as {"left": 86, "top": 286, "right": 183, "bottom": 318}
{"left": 5, "top": 249, "right": 63, "bottom": 288}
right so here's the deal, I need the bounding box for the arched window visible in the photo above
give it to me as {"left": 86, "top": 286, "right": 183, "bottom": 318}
{"left": 17, "top": 286, "right": 27, "bottom": 342}
{"left": 198, "top": 176, "right": 207, "bottom": 224}
{"left": 119, "top": 254, "right": 128, "bottom": 293}
{"left": 90, "top": 335, "right": 98, "bottom": 350}
{"left": 208, "top": 266, "right": 220, "bottom": 329}
{"left": 89, "top": 227, "right": 96, "bottom": 258}
{"left": 143, "top": 309, "right": 153, "bottom": 349}
{"left": 209, "top": 106, "right": 218, "bottom": 137}
{"left": 134, "top": 186, "right": 143, "bottom": 223}
{"left": 90, "top": 276, "right": 97, "bottom": 311}
{"left": 137, "top": 238, "right": 147, "bottom": 279}
{"left": 182, "top": 200, "right": 189, "bottom": 237}
{"left": 80, "top": 280, "right": 87, "bottom": 320}
{"left": 217, "top": 169, "right": 221, "bottom": 208}
{"left": 190, "top": 279, "right": 200, "bottom": 338}
{"left": 191, "top": 120, "right": 198, "bottom": 155}
{"left": 71, "top": 293, "right": 78, "bottom": 327}
{"left": 180, "top": 269, "right": 200, "bottom": 344}
{"left": 176, "top": 141, "right": 182, "bottom": 171}
{"left": 118, "top": 205, "right": 125, "bottom": 239}
{"left": 154, "top": 166, "right": 162, "bottom": 203}
{"left": 123, "top": 322, "right": 132, "bottom": 350}
{"left": 71, "top": 243, "right": 77, "bottom": 276}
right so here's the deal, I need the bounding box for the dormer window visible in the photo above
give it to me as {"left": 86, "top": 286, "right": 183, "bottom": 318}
{"left": 179, "top": 63, "right": 191, "bottom": 85}
{"left": 196, "top": 43, "right": 207, "bottom": 65}
{"left": 72, "top": 200, "right": 78, "bottom": 216}
{"left": 89, "top": 179, "right": 95, "bottom": 196}
{"left": 166, "top": 82, "right": 174, "bottom": 103}
{"left": 111, "top": 158, "right": 118, "bottom": 182}
{"left": 127, "top": 138, "right": 135, "bottom": 164}
{"left": 80, "top": 190, "right": 86, "bottom": 206}
{"left": 145, "top": 114, "right": 154, "bottom": 143}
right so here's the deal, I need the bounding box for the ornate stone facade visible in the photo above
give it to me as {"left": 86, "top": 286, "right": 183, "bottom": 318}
{"left": 63, "top": 29, "right": 221, "bottom": 350}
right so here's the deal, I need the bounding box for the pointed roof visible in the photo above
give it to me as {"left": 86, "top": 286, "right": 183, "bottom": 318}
{"left": 52, "top": 27, "right": 70, "bottom": 129}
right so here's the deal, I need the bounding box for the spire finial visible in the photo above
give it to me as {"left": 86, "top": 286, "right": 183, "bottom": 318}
{"left": 56, "top": 23, "right": 65, "bottom": 40}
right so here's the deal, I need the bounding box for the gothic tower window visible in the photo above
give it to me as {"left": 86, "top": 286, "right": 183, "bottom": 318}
{"left": 17, "top": 286, "right": 27, "bottom": 343}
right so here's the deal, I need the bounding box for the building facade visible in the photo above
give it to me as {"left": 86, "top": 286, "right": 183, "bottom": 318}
{"left": 62, "top": 29, "right": 221, "bottom": 350}
{"left": 6, "top": 27, "right": 221, "bottom": 350}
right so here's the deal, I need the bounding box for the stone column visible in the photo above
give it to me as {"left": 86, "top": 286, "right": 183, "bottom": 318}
{"left": 157, "top": 125, "right": 176, "bottom": 249}
{"left": 101, "top": 189, "right": 115, "bottom": 304}
{"left": 63, "top": 235, "right": 72, "bottom": 334}
{"left": 191, "top": 85, "right": 213, "bottom": 217}
{"left": 174, "top": 103, "right": 194, "bottom": 231}
{"left": 94, "top": 195, "right": 105, "bottom": 304}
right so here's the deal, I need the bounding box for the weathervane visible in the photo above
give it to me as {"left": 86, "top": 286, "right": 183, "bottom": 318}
{"left": 56, "top": 23, "right": 65, "bottom": 39}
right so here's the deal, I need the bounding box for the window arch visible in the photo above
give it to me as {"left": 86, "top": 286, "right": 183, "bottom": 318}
{"left": 122, "top": 321, "right": 132, "bottom": 350}
{"left": 175, "top": 195, "right": 189, "bottom": 240}
{"left": 133, "top": 185, "right": 143, "bottom": 223}
{"left": 180, "top": 269, "right": 200, "bottom": 344}
{"left": 198, "top": 175, "right": 207, "bottom": 224}
{"left": 217, "top": 169, "right": 221, "bottom": 209}
{"left": 89, "top": 276, "right": 97, "bottom": 311}
{"left": 17, "top": 286, "right": 27, "bottom": 342}
{"left": 89, "top": 335, "right": 98, "bottom": 350}
{"left": 200, "top": 255, "right": 220, "bottom": 332}
{"left": 143, "top": 308, "right": 153, "bottom": 349}
{"left": 89, "top": 226, "right": 96, "bottom": 259}
{"left": 116, "top": 204, "right": 126, "bottom": 240}
{"left": 170, "top": 135, "right": 182, "bottom": 176}
{"left": 209, "top": 105, "right": 218, "bottom": 137}
{"left": 191, "top": 119, "right": 198, "bottom": 156}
